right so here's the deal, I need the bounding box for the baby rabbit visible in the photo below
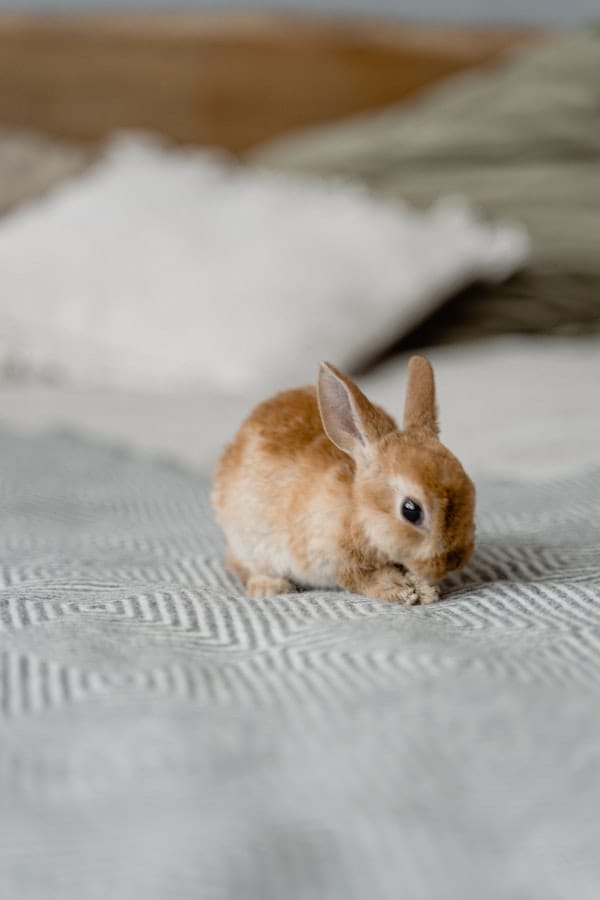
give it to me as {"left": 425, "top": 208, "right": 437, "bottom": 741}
{"left": 212, "top": 357, "right": 475, "bottom": 604}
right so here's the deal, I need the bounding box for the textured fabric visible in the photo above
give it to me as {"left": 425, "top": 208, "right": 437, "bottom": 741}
{"left": 1, "top": 428, "right": 600, "bottom": 900}
{"left": 0, "top": 134, "right": 527, "bottom": 392}
{"left": 252, "top": 28, "right": 600, "bottom": 346}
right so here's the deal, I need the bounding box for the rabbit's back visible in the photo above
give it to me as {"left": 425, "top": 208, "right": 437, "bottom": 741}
{"left": 212, "top": 387, "right": 354, "bottom": 587}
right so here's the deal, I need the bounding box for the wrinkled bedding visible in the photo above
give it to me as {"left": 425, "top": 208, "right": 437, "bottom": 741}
{"left": 1, "top": 334, "right": 598, "bottom": 480}
{"left": 253, "top": 28, "right": 600, "bottom": 347}
{"left": 1, "top": 427, "right": 600, "bottom": 900}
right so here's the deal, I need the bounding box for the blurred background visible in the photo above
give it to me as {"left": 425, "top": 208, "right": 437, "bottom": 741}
{"left": 0, "top": 1, "right": 598, "bottom": 476}
{"left": 1, "top": 0, "right": 599, "bottom": 25}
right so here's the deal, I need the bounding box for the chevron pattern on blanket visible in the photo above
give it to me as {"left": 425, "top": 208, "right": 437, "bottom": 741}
{"left": 1, "top": 428, "right": 599, "bottom": 900}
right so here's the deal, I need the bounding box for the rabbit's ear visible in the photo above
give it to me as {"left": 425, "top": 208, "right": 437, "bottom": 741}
{"left": 318, "top": 362, "right": 384, "bottom": 459}
{"left": 403, "top": 356, "right": 439, "bottom": 437}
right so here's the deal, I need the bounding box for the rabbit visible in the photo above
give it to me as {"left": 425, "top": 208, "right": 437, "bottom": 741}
{"left": 211, "top": 356, "right": 475, "bottom": 604}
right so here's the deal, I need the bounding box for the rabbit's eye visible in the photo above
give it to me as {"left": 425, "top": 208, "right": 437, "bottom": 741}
{"left": 401, "top": 498, "right": 423, "bottom": 525}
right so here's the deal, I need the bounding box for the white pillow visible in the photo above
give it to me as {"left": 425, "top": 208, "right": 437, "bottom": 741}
{"left": 0, "top": 134, "right": 529, "bottom": 394}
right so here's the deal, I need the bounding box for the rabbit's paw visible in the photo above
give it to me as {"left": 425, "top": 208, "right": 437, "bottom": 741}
{"left": 246, "top": 574, "right": 296, "bottom": 599}
{"left": 404, "top": 571, "right": 440, "bottom": 605}
{"left": 364, "top": 566, "right": 439, "bottom": 605}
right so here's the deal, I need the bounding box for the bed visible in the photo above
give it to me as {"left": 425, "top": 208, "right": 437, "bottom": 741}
{"left": 1, "top": 15, "right": 599, "bottom": 900}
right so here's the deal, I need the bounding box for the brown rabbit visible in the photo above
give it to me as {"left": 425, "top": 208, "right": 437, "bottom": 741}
{"left": 212, "top": 357, "right": 475, "bottom": 604}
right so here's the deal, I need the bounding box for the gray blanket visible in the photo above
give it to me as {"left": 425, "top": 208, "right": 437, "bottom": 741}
{"left": 1, "top": 428, "right": 599, "bottom": 900}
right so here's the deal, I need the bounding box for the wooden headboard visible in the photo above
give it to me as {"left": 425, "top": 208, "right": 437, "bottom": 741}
{"left": 0, "top": 14, "right": 543, "bottom": 153}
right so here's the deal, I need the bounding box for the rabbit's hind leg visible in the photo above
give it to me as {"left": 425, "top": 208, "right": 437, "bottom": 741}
{"left": 246, "top": 574, "right": 296, "bottom": 599}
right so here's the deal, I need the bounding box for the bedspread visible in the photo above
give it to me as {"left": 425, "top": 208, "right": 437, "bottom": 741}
{"left": 1, "top": 427, "right": 599, "bottom": 899}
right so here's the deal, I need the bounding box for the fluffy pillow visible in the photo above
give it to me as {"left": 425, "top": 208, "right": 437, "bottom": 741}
{"left": 0, "top": 134, "right": 528, "bottom": 393}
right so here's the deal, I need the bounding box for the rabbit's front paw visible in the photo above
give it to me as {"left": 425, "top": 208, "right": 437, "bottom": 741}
{"left": 404, "top": 571, "right": 440, "bottom": 605}
{"left": 363, "top": 566, "right": 439, "bottom": 605}
{"left": 363, "top": 565, "right": 419, "bottom": 605}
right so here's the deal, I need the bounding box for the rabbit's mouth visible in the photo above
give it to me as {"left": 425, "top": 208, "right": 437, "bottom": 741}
{"left": 411, "top": 544, "right": 473, "bottom": 582}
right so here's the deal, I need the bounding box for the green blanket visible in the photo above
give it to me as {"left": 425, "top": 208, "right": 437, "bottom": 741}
{"left": 252, "top": 29, "right": 600, "bottom": 346}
